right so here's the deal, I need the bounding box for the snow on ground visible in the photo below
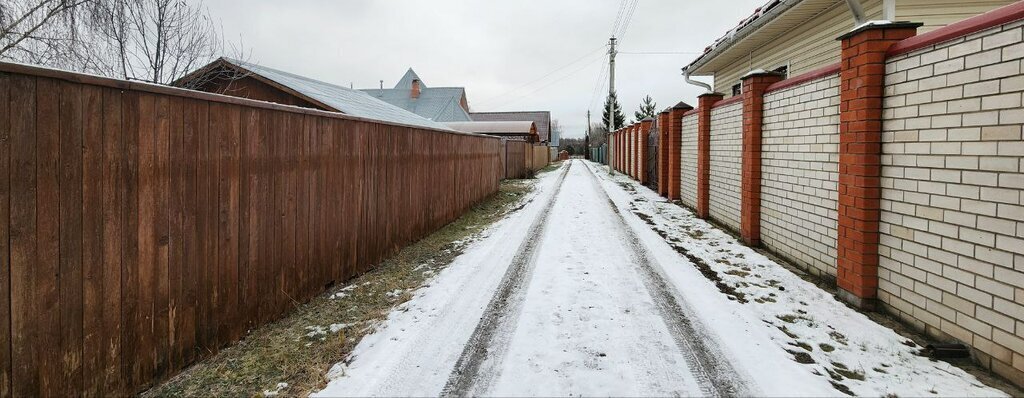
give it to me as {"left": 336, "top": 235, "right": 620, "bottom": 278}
{"left": 313, "top": 165, "right": 565, "bottom": 397}
{"left": 312, "top": 160, "right": 1006, "bottom": 397}
{"left": 588, "top": 161, "right": 1005, "bottom": 397}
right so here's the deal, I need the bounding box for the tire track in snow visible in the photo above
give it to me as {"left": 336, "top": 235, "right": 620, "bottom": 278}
{"left": 441, "top": 162, "right": 573, "bottom": 397}
{"left": 579, "top": 161, "right": 752, "bottom": 397}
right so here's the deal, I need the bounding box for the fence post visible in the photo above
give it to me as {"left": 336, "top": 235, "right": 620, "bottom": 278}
{"left": 639, "top": 118, "right": 653, "bottom": 184}
{"left": 835, "top": 22, "right": 921, "bottom": 309}
{"left": 657, "top": 110, "right": 670, "bottom": 196}
{"left": 740, "top": 71, "right": 785, "bottom": 246}
{"left": 668, "top": 102, "right": 692, "bottom": 201}
{"left": 696, "top": 92, "right": 724, "bottom": 219}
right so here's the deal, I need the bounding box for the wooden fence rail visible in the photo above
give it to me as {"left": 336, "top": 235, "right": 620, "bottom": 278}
{"left": 0, "top": 62, "right": 502, "bottom": 396}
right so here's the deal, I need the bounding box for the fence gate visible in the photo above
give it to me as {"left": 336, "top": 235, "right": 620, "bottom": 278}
{"left": 646, "top": 127, "right": 659, "bottom": 191}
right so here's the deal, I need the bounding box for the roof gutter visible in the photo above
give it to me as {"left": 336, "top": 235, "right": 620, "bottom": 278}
{"left": 683, "top": 0, "right": 805, "bottom": 75}
{"left": 681, "top": 66, "right": 713, "bottom": 92}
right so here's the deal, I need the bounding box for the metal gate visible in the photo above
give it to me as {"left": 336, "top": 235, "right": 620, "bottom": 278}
{"left": 646, "top": 126, "right": 659, "bottom": 191}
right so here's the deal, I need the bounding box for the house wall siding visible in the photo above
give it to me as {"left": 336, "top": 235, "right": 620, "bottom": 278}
{"left": 708, "top": 102, "right": 743, "bottom": 232}
{"left": 879, "top": 19, "right": 1024, "bottom": 379}
{"left": 760, "top": 74, "right": 842, "bottom": 278}
{"left": 681, "top": 114, "right": 699, "bottom": 209}
{"left": 710, "top": 0, "right": 1015, "bottom": 97}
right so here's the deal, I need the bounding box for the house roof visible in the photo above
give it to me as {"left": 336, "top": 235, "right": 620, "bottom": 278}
{"left": 361, "top": 68, "right": 472, "bottom": 122}
{"left": 684, "top": 0, "right": 843, "bottom": 76}
{"left": 470, "top": 111, "right": 553, "bottom": 143}
{"left": 444, "top": 121, "right": 536, "bottom": 135}
{"left": 177, "top": 58, "right": 451, "bottom": 131}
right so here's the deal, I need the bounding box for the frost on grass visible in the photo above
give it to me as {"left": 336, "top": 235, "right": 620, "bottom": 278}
{"left": 597, "top": 167, "right": 1006, "bottom": 398}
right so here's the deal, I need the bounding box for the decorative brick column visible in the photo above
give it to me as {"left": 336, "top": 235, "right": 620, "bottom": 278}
{"left": 639, "top": 118, "right": 653, "bottom": 184}
{"left": 659, "top": 109, "right": 667, "bottom": 196}
{"left": 668, "top": 102, "right": 692, "bottom": 201}
{"left": 740, "top": 71, "right": 785, "bottom": 246}
{"left": 836, "top": 22, "right": 921, "bottom": 308}
{"left": 630, "top": 124, "right": 637, "bottom": 178}
{"left": 696, "top": 93, "right": 723, "bottom": 219}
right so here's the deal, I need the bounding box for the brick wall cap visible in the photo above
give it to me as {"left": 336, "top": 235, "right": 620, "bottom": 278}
{"left": 697, "top": 92, "right": 726, "bottom": 98}
{"left": 672, "top": 101, "right": 694, "bottom": 110}
{"left": 836, "top": 21, "right": 923, "bottom": 40}
{"left": 765, "top": 63, "right": 840, "bottom": 93}
{"left": 741, "top": 69, "right": 786, "bottom": 80}
{"left": 888, "top": 1, "right": 1024, "bottom": 56}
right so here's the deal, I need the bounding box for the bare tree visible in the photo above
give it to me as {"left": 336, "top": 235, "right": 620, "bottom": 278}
{"left": 0, "top": 0, "right": 93, "bottom": 67}
{"left": 88, "top": 0, "right": 240, "bottom": 85}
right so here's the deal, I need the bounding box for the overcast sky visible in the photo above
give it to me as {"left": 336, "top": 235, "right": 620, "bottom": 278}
{"left": 205, "top": 0, "right": 765, "bottom": 138}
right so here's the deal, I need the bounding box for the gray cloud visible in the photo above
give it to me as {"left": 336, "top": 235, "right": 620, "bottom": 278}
{"left": 206, "top": 0, "right": 765, "bottom": 138}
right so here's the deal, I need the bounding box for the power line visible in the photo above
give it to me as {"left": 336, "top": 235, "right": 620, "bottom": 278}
{"left": 618, "top": 51, "right": 702, "bottom": 55}
{"left": 474, "top": 44, "right": 606, "bottom": 107}
{"left": 490, "top": 54, "right": 604, "bottom": 109}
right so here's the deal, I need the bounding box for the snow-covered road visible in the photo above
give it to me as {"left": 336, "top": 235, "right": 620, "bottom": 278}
{"left": 314, "top": 160, "right": 1006, "bottom": 397}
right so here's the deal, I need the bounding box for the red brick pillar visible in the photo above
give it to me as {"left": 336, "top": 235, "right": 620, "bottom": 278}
{"left": 615, "top": 130, "right": 621, "bottom": 172}
{"left": 629, "top": 125, "right": 636, "bottom": 178}
{"left": 836, "top": 22, "right": 921, "bottom": 308}
{"left": 657, "top": 111, "right": 670, "bottom": 196}
{"left": 740, "top": 72, "right": 785, "bottom": 246}
{"left": 639, "top": 118, "right": 653, "bottom": 184}
{"left": 668, "top": 102, "right": 692, "bottom": 201}
{"left": 696, "top": 93, "right": 723, "bottom": 219}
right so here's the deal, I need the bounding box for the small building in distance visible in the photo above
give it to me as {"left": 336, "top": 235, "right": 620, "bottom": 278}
{"left": 444, "top": 121, "right": 538, "bottom": 142}
{"left": 173, "top": 57, "right": 450, "bottom": 131}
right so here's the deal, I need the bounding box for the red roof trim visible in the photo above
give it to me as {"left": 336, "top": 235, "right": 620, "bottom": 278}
{"left": 888, "top": 1, "right": 1024, "bottom": 56}
{"left": 712, "top": 95, "right": 743, "bottom": 108}
{"left": 682, "top": 108, "right": 699, "bottom": 117}
{"left": 765, "top": 63, "right": 841, "bottom": 93}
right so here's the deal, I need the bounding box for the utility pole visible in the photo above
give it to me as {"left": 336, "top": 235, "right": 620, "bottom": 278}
{"left": 585, "top": 110, "right": 592, "bottom": 160}
{"left": 607, "top": 36, "right": 617, "bottom": 172}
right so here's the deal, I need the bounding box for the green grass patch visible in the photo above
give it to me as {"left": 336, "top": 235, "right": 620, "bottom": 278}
{"left": 144, "top": 179, "right": 536, "bottom": 398}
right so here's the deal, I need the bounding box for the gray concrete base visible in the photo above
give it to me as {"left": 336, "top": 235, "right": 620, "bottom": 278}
{"left": 837, "top": 288, "right": 876, "bottom": 311}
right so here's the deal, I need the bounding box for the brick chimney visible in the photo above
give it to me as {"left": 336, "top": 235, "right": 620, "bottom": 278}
{"left": 411, "top": 79, "right": 421, "bottom": 99}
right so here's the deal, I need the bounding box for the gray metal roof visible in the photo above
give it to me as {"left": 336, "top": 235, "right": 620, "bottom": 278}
{"left": 221, "top": 58, "right": 452, "bottom": 131}
{"left": 361, "top": 68, "right": 472, "bottom": 122}
{"left": 445, "top": 121, "right": 535, "bottom": 134}
{"left": 470, "top": 111, "right": 553, "bottom": 144}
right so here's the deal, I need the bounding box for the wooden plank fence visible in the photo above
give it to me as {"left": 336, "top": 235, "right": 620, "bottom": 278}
{"left": 0, "top": 62, "right": 503, "bottom": 396}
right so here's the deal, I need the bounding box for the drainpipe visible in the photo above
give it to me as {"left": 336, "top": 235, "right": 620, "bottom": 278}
{"left": 844, "top": 0, "right": 866, "bottom": 25}
{"left": 846, "top": 0, "right": 897, "bottom": 27}
{"left": 681, "top": 66, "right": 713, "bottom": 93}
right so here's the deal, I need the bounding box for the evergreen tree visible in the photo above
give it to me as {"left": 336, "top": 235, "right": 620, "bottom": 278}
{"left": 602, "top": 91, "right": 626, "bottom": 130}
{"left": 634, "top": 95, "right": 658, "bottom": 120}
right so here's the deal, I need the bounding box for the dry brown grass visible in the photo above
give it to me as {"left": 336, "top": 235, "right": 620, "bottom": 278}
{"left": 144, "top": 178, "right": 536, "bottom": 398}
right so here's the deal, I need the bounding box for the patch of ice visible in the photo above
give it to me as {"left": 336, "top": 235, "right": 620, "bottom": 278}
{"left": 263, "top": 382, "right": 288, "bottom": 396}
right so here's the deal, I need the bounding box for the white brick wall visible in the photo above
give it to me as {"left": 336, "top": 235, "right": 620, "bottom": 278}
{"left": 681, "top": 114, "right": 699, "bottom": 208}
{"left": 761, "top": 75, "right": 841, "bottom": 278}
{"left": 881, "top": 20, "right": 1024, "bottom": 378}
{"left": 709, "top": 102, "right": 743, "bottom": 232}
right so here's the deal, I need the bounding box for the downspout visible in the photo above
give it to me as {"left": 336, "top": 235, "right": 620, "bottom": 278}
{"left": 682, "top": 66, "right": 713, "bottom": 93}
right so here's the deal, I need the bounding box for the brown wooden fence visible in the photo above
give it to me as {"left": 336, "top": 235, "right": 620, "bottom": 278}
{"left": 529, "top": 143, "right": 550, "bottom": 171}
{"left": 0, "top": 62, "right": 502, "bottom": 396}
{"left": 504, "top": 140, "right": 529, "bottom": 179}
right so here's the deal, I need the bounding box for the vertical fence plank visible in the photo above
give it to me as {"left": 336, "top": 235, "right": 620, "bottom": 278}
{"left": 0, "top": 72, "right": 11, "bottom": 398}
{"left": 152, "top": 95, "right": 172, "bottom": 382}
{"left": 35, "top": 78, "right": 62, "bottom": 397}
{"left": 180, "top": 99, "right": 200, "bottom": 366}
{"left": 120, "top": 90, "right": 140, "bottom": 390}
{"left": 58, "top": 80, "right": 85, "bottom": 395}
{"left": 240, "top": 108, "right": 258, "bottom": 332}
{"left": 214, "top": 103, "right": 240, "bottom": 343}
{"left": 9, "top": 74, "right": 36, "bottom": 397}
{"left": 199, "top": 100, "right": 217, "bottom": 356}
{"left": 167, "top": 96, "right": 185, "bottom": 373}
{"left": 81, "top": 84, "right": 104, "bottom": 397}
{"left": 100, "top": 87, "right": 123, "bottom": 395}
{"left": 133, "top": 92, "right": 157, "bottom": 387}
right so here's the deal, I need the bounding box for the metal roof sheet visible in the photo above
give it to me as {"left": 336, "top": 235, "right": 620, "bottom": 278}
{"left": 445, "top": 120, "right": 536, "bottom": 134}
{"left": 221, "top": 58, "right": 452, "bottom": 131}
{"left": 469, "top": 111, "right": 553, "bottom": 143}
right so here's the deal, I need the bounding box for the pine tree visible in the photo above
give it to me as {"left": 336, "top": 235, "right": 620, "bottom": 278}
{"left": 634, "top": 95, "right": 657, "bottom": 120}
{"left": 602, "top": 91, "right": 626, "bottom": 130}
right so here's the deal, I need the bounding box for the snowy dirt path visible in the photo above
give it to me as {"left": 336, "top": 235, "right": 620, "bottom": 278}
{"left": 314, "top": 160, "right": 1006, "bottom": 397}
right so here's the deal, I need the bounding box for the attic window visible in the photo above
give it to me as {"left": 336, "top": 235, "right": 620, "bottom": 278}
{"left": 731, "top": 83, "right": 742, "bottom": 96}
{"left": 773, "top": 65, "right": 789, "bottom": 78}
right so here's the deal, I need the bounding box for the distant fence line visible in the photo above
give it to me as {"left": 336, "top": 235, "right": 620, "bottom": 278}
{"left": 0, "top": 62, "right": 506, "bottom": 396}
